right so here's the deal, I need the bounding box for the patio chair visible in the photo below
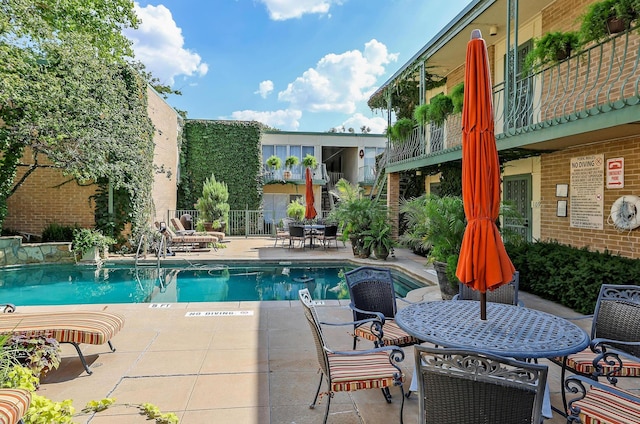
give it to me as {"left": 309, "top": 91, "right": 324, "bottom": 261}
{"left": 551, "top": 284, "right": 640, "bottom": 410}
{"left": 162, "top": 224, "right": 218, "bottom": 251}
{"left": 0, "top": 388, "right": 31, "bottom": 424}
{"left": 344, "top": 266, "right": 422, "bottom": 349}
{"left": 298, "top": 288, "right": 405, "bottom": 424}
{"left": 288, "top": 225, "right": 310, "bottom": 250}
{"left": 414, "top": 345, "right": 548, "bottom": 424}
{"left": 565, "top": 374, "right": 640, "bottom": 423}
{"left": 453, "top": 271, "right": 523, "bottom": 305}
{"left": 170, "top": 217, "right": 224, "bottom": 241}
{"left": 0, "top": 305, "right": 125, "bottom": 375}
{"left": 274, "top": 217, "right": 294, "bottom": 247}
{"left": 317, "top": 224, "right": 338, "bottom": 250}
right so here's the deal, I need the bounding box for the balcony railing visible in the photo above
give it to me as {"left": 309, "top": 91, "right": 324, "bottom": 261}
{"left": 387, "top": 27, "right": 640, "bottom": 167}
{"left": 262, "top": 163, "right": 328, "bottom": 183}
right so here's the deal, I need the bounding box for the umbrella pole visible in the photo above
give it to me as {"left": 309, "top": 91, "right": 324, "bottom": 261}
{"left": 480, "top": 292, "right": 487, "bottom": 320}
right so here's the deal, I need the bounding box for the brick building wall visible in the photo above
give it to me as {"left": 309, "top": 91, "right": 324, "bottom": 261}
{"left": 541, "top": 0, "right": 594, "bottom": 34}
{"left": 540, "top": 136, "right": 640, "bottom": 259}
{"left": 4, "top": 153, "right": 96, "bottom": 235}
{"left": 4, "top": 87, "right": 179, "bottom": 238}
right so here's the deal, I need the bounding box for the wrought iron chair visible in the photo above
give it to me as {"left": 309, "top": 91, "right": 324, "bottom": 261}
{"left": 453, "top": 271, "right": 523, "bottom": 305}
{"left": 565, "top": 374, "right": 640, "bottom": 423}
{"left": 317, "top": 224, "right": 338, "bottom": 250}
{"left": 274, "top": 217, "right": 294, "bottom": 247}
{"left": 298, "top": 288, "right": 405, "bottom": 424}
{"left": 344, "top": 266, "right": 422, "bottom": 349}
{"left": 288, "top": 225, "right": 310, "bottom": 249}
{"left": 551, "top": 284, "right": 640, "bottom": 410}
{"left": 414, "top": 345, "right": 548, "bottom": 424}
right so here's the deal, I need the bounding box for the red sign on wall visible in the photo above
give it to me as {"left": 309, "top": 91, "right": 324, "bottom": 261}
{"left": 606, "top": 157, "right": 624, "bottom": 189}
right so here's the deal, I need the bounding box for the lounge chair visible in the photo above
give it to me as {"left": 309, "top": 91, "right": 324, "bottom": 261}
{"left": 171, "top": 217, "right": 224, "bottom": 241}
{"left": 0, "top": 388, "right": 31, "bottom": 424}
{"left": 156, "top": 221, "right": 218, "bottom": 251}
{"left": 0, "top": 305, "right": 124, "bottom": 375}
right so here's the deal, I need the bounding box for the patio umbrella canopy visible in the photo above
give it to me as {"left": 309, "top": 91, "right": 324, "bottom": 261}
{"left": 455, "top": 29, "right": 515, "bottom": 320}
{"left": 305, "top": 167, "right": 317, "bottom": 220}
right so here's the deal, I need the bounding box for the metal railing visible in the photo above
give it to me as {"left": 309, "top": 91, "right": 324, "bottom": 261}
{"left": 262, "top": 163, "right": 329, "bottom": 183}
{"left": 169, "top": 209, "right": 332, "bottom": 237}
{"left": 387, "top": 27, "right": 640, "bottom": 166}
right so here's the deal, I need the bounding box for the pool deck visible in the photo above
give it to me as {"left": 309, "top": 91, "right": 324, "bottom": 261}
{"left": 21, "top": 237, "right": 631, "bottom": 423}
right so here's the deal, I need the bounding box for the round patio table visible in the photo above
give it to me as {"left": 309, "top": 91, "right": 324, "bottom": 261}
{"left": 396, "top": 300, "right": 589, "bottom": 358}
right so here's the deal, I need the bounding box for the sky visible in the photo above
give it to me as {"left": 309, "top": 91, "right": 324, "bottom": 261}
{"left": 123, "top": 0, "right": 471, "bottom": 133}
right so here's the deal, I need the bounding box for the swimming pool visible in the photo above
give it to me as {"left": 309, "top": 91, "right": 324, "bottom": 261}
{"left": 0, "top": 262, "right": 426, "bottom": 306}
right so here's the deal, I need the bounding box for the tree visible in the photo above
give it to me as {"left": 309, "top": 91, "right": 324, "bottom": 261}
{"left": 0, "top": 0, "right": 156, "bottom": 236}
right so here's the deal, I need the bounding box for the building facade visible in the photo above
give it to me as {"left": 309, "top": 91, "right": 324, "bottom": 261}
{"left": 373, "top": 0, "right": 640, "bottom": 258}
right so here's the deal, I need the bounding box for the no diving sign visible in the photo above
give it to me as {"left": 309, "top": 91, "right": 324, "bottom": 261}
{"left": 185, "top": 311, "right": 254, "bottom": 317}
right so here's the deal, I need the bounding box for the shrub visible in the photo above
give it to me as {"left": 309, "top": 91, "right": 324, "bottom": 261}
{"left": 41, "top": 223, "right": 80, "bottom": 242}
{"left": 450, "top": 83, "right": 464, "bottom": 114}
{"left": 195, "top": 173, "right": 230, "bottom": 224}
{"left": 505, "top": 240, "right": 640, "bottom": 314}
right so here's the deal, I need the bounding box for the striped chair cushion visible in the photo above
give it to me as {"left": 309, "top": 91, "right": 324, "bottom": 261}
{"left": 328, "top": 351, "right": 403, "bottom": 392}
{"left": 0, "top": 388, "right": 31, "bottom": 424}
{"left": 573, "top": 385, "right": 640, "bottom": 424}
{"left": 560, "top": 349, "right": 640, "bottom": 377}
{"left": 355, "top": 319, "right": 420, "bottom": 347}
{"left": 0, "top": 311, "right": 125, "bottom": 345}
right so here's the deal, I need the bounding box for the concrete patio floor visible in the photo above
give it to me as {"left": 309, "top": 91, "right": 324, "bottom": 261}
{"left": 22, "top": 237, "right": 633, "bottom": 423}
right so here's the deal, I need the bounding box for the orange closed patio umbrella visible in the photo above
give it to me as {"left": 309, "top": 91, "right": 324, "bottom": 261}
{"left": 455, "top": 29, "right": 515, "bottom": 320}
{"left": 305, "top": 167, "right": 317, "bottom": 220}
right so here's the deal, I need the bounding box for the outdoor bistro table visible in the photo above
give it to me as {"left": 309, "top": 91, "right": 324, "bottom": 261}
{"left": 304, "top": 224, "right": 325, "bottom": 248}
{"left": 397, "top": 300, "right": 590, "bottom": 417}
{"left": 396, "top": 300, "right": 589, "bottom": 359}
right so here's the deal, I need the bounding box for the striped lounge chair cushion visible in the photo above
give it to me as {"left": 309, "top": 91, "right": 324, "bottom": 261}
{"left": 0, "top": 388, "right": 31, "bottom": 424}
{"left": 572, "top": 385, "right": 640, "bottom": 424}
{"left": 561, "top": 349, "right": 640, "bottom": 377}
{"left": 0, "top": 311, "right": 124, "bottom": 345}
{"left": 355, "top": 320, "right": 420, "bottom": 347}
{"left": 328, "top": 351, "right": 403, "bottom": 392}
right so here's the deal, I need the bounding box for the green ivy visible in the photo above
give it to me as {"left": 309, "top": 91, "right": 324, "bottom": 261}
{"left": 179, "top": 120, "right": 263, "bottom": 211}
{"left": 505, "top": 240, "right": 640, "bottom": 314}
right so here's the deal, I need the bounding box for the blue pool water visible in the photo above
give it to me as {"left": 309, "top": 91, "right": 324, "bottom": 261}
{"left": 0, "top": 262, "right": 425, "bottom": 306}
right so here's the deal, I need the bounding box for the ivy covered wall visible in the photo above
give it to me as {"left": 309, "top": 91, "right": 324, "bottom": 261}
{"left": 179, "top": 120, "right": 263, "bottom": 211}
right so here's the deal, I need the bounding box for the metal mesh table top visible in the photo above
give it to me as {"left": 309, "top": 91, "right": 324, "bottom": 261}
{"left": 396, "top": 300, "right": 589, "bottom": 358}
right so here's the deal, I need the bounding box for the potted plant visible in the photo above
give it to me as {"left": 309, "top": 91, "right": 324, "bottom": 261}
{"left": 326, "top": 179, "right": 375, "bottom": 257}
{"left": 389, "top": 118, "right": 414, "bottom": 143}
{"left": 426, "top": 93, "right": 454, "bottom": 126}
{"left": 266, "top": 155, "right": 282, "bottom": 171}
{"left": 413, "top": 103, "right": 431, "bottom": 126}
{"left": 579, "top": 0, "right": 638, "bottom": 44}
{"left": 284, "top": 155, "right": 299, "bottom": 179}
{"left": 302, "top": 154, "right": 318, "bottom": 169}
{"left": 450, "top": 82, "right": 464, "bottom": 114}
{"left": 524, "top": 31, "right": 581, "bottom": 71}
{"left": 71, "top": 228, "right": 115, "bottom": 262}
{"left": 195, "top": 173, "right": 230, "bottom": 232}
{"left": 400, "top": 195, "right": 466, "bottom": 299}
{"left": 286, "top": 198, "right": 305, "bottom": 222}
{"left": 361, "top": 209, "right": 395, "bottom": 260}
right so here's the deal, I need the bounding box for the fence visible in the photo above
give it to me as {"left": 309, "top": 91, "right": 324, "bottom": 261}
{"left": 169, "top": 209, "right": 328, "bottom": 237}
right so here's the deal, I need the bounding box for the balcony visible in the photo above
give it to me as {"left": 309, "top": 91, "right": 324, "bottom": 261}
{"left": 262, "top": 163, "right": 328, "bottom": 184}
{"left": 386, "top": 27, "right": 640, "bottom": 170}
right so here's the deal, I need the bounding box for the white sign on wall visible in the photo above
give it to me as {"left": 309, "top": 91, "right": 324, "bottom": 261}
{"left": 570, "top": 154, "right": 604, "bottom": 230}
{"left": 606, "top": 157, "right": 624, "bottom": 189}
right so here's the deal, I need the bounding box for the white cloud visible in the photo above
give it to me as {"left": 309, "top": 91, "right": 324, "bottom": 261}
{"left": 278, "top": 39, "right": 398, "bottom": 114}
{"left": 124, "top": 3, "right": 208, "bottom": 85}
{"left": 336, "top": 113, "right": 388, "bottom": 134}
{"left": 229, "top": 109, "right": 303, "bottom": 130}
{"left": 255, "top": 80, "right": 274, "bottom": 98}
{"left": 259, "top": 0, "right": 342, "bottom": 20}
